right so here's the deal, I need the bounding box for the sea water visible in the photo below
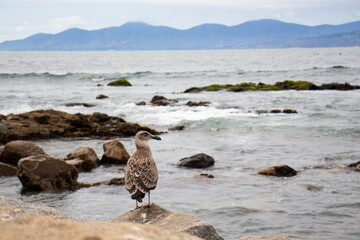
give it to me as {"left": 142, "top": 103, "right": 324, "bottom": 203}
{"left": 0, "top": 48, "right": 359, "bottom": 240}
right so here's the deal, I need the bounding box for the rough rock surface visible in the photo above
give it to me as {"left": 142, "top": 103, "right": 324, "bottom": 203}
{"left": 0, "top": 140, "right": 46, "bottom": 166}
{"left": 96, "top": 94, "right": 109, "bottom": 99}
{"left": 186, "top": 101, "right": 211, "bottom": 107}
{"left": 65, "top": 147, "right": 99, "bottom": 171}
{"left": 0, "top": 109, "right": 161, "bottom": 143}
{"left": 169, "top": 125, "right": 185, "bottom": 131}
{"left": 0, "top": 215, "right": 200, "bottom": 240}
{"left": 178, "top": 153, "right": 215, "bottom": 168}
{"left": 0, "top": 162, "right": 17, "bottom": 176}
{"left": 237, "top": 236, "right": 300, "bottom": 240}
{"left": 101, "top": 140, "right": 130, "bottom": 165}
{"left": 257, "top": 165, "right": 297, "bottom": 177}
{"left": 347, "top": 160, "right": 360, "bottom": 171}
{"left": 0, "top": 196, "right": 79, "bottom": 222}
{"left": 17, "top": 155, "right": 78, "bottom": 191}
{"left": 0, "top": 122, "right": 9, "bottom": 144}
{"left": 112, "top": 203, "right": 223, "bottom": 240}
{"left": 151, "top": 95, "right": 178, "bottom": 106}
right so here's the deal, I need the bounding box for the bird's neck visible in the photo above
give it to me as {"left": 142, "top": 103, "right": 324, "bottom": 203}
{"left": 135, "top": 139, "right": 152, "bottom": 153}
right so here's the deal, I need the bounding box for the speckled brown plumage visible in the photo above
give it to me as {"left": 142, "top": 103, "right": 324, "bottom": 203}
{"left": 125, "top": 131, "right": 161, "bottom": 209}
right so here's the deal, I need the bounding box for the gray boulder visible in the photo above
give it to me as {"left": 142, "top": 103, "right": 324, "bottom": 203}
{"left": 0, "top": 140, "right": 46, "bottom": 166}
{"left": 101, "top": 140, "right": 130, "bottom": 165}
{"left": 178, "top": 153, "right": 215, "bottom": 168}
{"left": 17, "top": 155, "right": 78, "bottom": 191}
{"left": 112, "top": 203, "right": 223, "bottom": 240}
{"left": 64, "top": 147, "right": 99, "bottom": 172}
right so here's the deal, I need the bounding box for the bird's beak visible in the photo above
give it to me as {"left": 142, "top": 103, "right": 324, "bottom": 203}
{"left": 151, "top": 135, "right": 161, "bottom": 140}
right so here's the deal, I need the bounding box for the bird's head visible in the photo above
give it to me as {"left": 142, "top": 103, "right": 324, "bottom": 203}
{"left": 135, "top": 131, "right": 161, "bottom": 142}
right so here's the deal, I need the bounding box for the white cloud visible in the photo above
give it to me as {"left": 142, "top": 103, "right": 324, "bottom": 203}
{"left": 49, "top": 16, "right": 87, "bottom": 30}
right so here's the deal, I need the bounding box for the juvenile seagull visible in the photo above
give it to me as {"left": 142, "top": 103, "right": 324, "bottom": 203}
{"left": 125, "top": 131, "right": 161, "bottom": 210}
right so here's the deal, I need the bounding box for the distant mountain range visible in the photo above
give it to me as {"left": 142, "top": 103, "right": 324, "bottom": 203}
{"left": 1, "top": 19, "right": 360, "bottom": 51}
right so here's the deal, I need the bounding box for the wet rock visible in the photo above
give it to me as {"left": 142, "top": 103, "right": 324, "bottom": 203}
{"left": 136, "top": 101, "right": 147, "bottom": 106}
{"left": 283, "top": 109, "right": 298, "bottom": 114}
{"left": 347, "top": 161, "right": 360, "bottom": 171}
{"left": 184, "top": 87, "right": 202, "bottom": 93}
{"left": 17, "top": 155, "right": 78, "bottom": 191}
{"left": 65, "top": 103, "right": 95, "bottom": 107}
{"left": 0, "top": 215, "right": 200, "bottom": 240}
{"left": 101, "top": 140, "right": 130, "bottom": 165}
{"left": 77, "top": 177, "right": 125, "bottom": 188}
{"left": 237, "top": 236, "right": 300, "bottom": 240}
{"left": 0, "top": 122, "right": 9, "bottom": 144}
{"left": 1, "top": 109, "right": 161, "bottom": 142}
{"left": 64, "top": 147, "right": 99, "bottom": 172}
{"left": 319, "top": 82, "right": 360, "bottom": 90}
{"left": 257, "top": 165, "right": 297, "bottom": 177}
{"left": 96, "top": 94, "right": 109, "bottom": 99}
{"left": 186, "top": 101, "right": 211, "bottom": 107}
{"left": 0, "top": 162, "right": 17, "bottom": 176}
{"left": 269, "top": 109, "right": 282, "bottom": 113}
{"left": 0, "top": 140, "right": 46, "bottom": 166}
{"left": 150, "top": 95, "right": 178, "bottom": 106}
{"left": 107, "top": 78, "right": 132, "bottom": 86}
{"left": 178, "top": 153, "right": 215, "bottom": 168}
{"left": 168, "top": 125, "right": 185, "bottom": 131}
{"left": 112, "top": 203, "right": 223, "bottom": 240}
{"left": 196, "top": 173, "right": 214, "bottom": 178}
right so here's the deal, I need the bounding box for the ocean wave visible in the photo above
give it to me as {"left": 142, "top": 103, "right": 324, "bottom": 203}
{"left": 0, "top": 72, "right": 74, "bottom": 78}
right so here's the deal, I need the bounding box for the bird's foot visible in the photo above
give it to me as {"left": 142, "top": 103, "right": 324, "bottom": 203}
{"left": 130, "top": 205, "right": 142, "bottom": 212}
{"left": 143, "top": 203, "right": 152, "bottom": 208}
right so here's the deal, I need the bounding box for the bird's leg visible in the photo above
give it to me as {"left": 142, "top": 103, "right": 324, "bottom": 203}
{"left": 130, "top": 200, "right": 141, "bottom": 212}
{"left": 144, "top": 191, "right": 152, "bottom": 207}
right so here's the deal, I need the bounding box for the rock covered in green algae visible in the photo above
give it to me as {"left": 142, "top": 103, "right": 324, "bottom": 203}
{"left": 107, "top": 78, "right": 132, "bottom": 86}
{"left": 184, "top": 80, "right": 360, "bottom": 93}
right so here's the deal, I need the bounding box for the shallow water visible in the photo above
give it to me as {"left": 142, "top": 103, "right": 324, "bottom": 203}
{"left": 0, "top": 48, "right": 360, "bottom": 240}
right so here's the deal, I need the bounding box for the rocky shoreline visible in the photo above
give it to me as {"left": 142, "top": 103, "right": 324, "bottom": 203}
{"left": 0, "top": 196, "right": 299, "bottom": 240}
{"left": 0, "top": 109, "right": 162, "bottom": 144}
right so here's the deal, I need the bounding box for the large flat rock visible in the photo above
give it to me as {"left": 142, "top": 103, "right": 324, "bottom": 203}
{"left": 0, "top": 215, "right": 201, "bottom": 240}
{"left": 112, "top": 203, "right": 224, "bottom": 240}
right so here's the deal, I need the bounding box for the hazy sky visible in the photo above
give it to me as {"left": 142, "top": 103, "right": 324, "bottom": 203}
{"left": 1, "top": 0, "right": 360, "bottom": 42}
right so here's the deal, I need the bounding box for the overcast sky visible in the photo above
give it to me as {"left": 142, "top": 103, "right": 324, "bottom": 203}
{"left": 1, "top": 0, "right": 360, "bottom": 42}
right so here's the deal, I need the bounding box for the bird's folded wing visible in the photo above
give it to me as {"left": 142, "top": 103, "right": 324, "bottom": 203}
{"left": 125, "top": 157, "right": 158, "bottom": 194}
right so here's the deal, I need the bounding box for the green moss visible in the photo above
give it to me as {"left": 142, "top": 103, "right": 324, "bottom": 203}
{"left": 201, "top": 84, "right": 229, "bottom": 91}
{"left": 275, "top": 80, "right": 316, "bottom": 90}
{"left": 107, "top": 78, "right": 132, "bottom": 86}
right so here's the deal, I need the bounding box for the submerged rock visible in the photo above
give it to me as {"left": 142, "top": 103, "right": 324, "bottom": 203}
{"left": 0, "top": 215, "right": 200, "bottom": 240}
{"left": 107, "top": 78, "right": 132, "bottom": 86}
{"left": 1, "top": 109, "right": 161, "bottom": 143}
{"left": 17, "top": 155, "right": 78, "bottom": 191}
{"left": 101, "top": 140, "right": 130, "bottom": 165}
{"left": 257, "top": 165, "right": 297, "bottom": 177}
{"left": 112, "top": 203, "right": 223, "bottom": 240}
{"left": 169, "top": 125, "right": 185, "bottom": 131}
{"left": 151, "top": 95, "right": 178, "bottom": 106}
{"left": 65, "top": 103, "right": 95, "bottom": 107}
{"left": 178, "top": 153, "right": 215, "bottom": 168}
{"left": 186, "top": 101, "right": 211, "bottom": 107}
{"left": 136, "top": 101, "right": 147, "bottom": 106}
{"left": 96, "top": 94, "right": 109, "bottom": 99}
{"left": 0, "top": 140, "right": 46, "bottom": 166}
{"left": 347, "top": 161, "right": 360, "bottom": 171}
{"left": 0, "top": 162, "right": 17, "bottom": 176}
{"left": 64, "top": 147, "right": 99, "bottom": 172}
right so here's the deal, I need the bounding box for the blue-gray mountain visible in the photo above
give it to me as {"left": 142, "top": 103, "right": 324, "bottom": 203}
{"left": 1, "top": 19, "right": 360, "bottom": 50}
